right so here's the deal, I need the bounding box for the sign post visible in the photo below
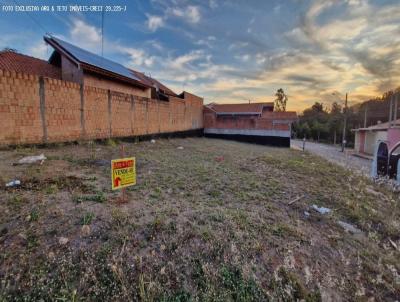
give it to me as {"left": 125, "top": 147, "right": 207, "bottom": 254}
{"left": 111, "top": 145, "right": 136, "bottom": 202}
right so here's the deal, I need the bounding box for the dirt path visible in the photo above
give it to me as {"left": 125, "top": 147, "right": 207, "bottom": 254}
{"left": 291, "top": 139, "right": 372, "bottom": 176}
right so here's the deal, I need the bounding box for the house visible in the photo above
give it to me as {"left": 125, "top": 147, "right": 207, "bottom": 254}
{"left": 44, "top": 36, "right": 178, "bottom": 100}
{"left": 203, "top": 102, "right": 297, "bottom": 147}
{"left": 0, "top": 36, "right": 181, "bottom": 101}
{"left": 0, "top": 36, "right": 204, "bottom": 145}
{"left": 353, "top": 119, "right": 400, "bottom": 155}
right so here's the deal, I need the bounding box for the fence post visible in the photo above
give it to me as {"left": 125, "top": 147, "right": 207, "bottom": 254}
{"left": 80, "top": 84, "right": 86, "bottom": 138}
{"left": 39, "top": 76, "right": 48, "bottom": 143}
{"left": 146, "top": 99, "right": 149, "bottom": 135}
{"left": 108, "top": 90, "right": 112, "bottom": 138}
{"left": 158, "top": 100, "right": 160, "bottom": 133}
{"left": 130, "top": 95, "right": 135, "bottom": 136}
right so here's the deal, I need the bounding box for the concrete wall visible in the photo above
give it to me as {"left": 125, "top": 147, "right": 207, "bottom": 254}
{"left": 0, "top": 69, "right": 203, "bottom": 145}
{"left": 363, "top": 131, "right": 387, "bottom": 155}
{"left": 354, "top": 131, "right": 362, "bottom": 153}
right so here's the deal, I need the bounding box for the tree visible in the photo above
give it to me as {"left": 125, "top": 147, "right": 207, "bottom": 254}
{"left": 328, "top": 102, "right": 343, "bottom": 144}
{"left": 1, "top": 47, "right": 17, "bottom": 53}
{"left": 274, "top": 88, "right": 288, "bottom": 112}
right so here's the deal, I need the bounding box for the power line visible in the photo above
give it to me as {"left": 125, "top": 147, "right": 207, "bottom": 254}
{"left": 11, "top": 0, "right": 49, "bottom": 34}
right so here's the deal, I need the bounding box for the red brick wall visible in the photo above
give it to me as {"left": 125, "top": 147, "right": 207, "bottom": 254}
{"left": 203, "top": 109, "right": 295, "bottom": 132}
{"left": 0, "top": 69, "right": 203, "bottom": 146}
{"left": 84, "top": 86, "right": 109, "bottom": 139}
{"left": 44, "top": 78, "right": 82, "bottom": 142}
{"left": 84, "top": 73, "right": 150, "bottom": 98}
{"left": 0, "top": 70, "right": 42, "bottom": 144}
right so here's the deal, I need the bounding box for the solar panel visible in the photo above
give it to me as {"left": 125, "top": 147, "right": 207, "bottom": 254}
{"left": 51, "top": 37, "right": 142, "bottom": 82}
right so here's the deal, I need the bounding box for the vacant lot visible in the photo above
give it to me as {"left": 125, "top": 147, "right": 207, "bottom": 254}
{"left": 0, "top": 138, "right": 399, "bottom": 301}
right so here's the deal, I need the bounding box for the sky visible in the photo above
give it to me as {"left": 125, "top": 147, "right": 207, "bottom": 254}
{"left": 0, "top": 0, "right": 399, "bottom": 112}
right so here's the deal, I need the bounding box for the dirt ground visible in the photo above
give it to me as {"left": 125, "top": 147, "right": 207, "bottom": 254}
{"left": 0, "top": 137, "right": 399, "bottom": 301}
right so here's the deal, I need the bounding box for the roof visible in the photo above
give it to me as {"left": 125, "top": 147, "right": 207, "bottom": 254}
{"left": 129, "top": 69, "right": 177, "bottom": 97}
{"left": 44, "top": 36, "right": 150, "bottom": 89}
{"left": 207, "top": 102, "right": 274, "bottom": 115}
{"left": 0, "top": 50, "right": 61, "bottom": 79}
{"left": 353, "top": 119, "right": 400, "bottom": 132}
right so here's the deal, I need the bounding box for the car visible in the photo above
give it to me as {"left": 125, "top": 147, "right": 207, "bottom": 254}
{"left": 372, "top": 140, "right": 400, "bottom": 181}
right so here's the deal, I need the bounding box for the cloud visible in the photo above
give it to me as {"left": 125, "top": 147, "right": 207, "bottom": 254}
{"left": 209, "top": 0, "right": 218, "bottom": 10}
{"left": 146, "top": 15, "right": 164, "bottom": 31}
{"left": 69, "top": 18, "right": 101, "bottom": 50}
{"left": 116, "top": 46, "right": 155, "bottom": 67}
{"left": 166, "top": 50, "right": 204, "bottom": 71}
{"left": 29, "top": 42, "right": 48, "bottom": 59}
{"left": 16, "top": 1, "right": 397, "bottom": 112}
{"left": 235, "top": 54, "right": 250, "bottom": 62}
{"left": 169, "top": 6, "right": 201, "bottom": 23}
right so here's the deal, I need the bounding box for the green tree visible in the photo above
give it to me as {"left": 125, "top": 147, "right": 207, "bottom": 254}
{"left": 274, "top": 88, "right": 288, "bottom": 112}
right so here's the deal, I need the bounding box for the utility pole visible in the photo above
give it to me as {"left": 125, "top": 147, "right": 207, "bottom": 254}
{"left": 341, "top": 93, "right": 348, "bottom": 152}
{"left": 394, "top": 92, "right": 398, "bottom": 123}
{"left": 363, "top": 105, "right": 367, "bottom": 128}
{"left": 389, "top": 94, "right": 393, "bottom": 127}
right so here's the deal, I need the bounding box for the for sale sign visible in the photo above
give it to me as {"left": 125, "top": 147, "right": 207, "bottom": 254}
{"left": 111, "top": 157, "right": 136, "bottom": 190}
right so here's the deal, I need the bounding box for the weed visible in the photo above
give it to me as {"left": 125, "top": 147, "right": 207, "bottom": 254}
{"left": 73, "top": 192, "right": 106, "bottom": 203}
{"left": 26, "top": 231, "right": 39, "bottom": 250}
{"left": 150, "top": 187, "right": 162, "bottom": 199}
{"left": 110, "top": 208, "right": 129, "bottom": 228}
{"left": 200, "top": 228, "right": 213, "bottom": 241}
{"left": 230, "top": 209, "right": 250, "bottom": 230}
{"left": 270, "top": 268, "right": 321, "bottom": 301}
{"left": 138, "top": 273, "right": 154, "bottom": 302}
{"left": 8, "top": 194, "right": 26, "bottom": 209}
{"left": 209, "top": 212, "right": 225, "bottom": 223}
{"left": 29, "top": 208, "right": 39, "bottom": 222}
{"left": 271, "top": 223, "right": 299, "bottom": 238}
{"left": 159, "top": 290, "right": 191, "bottom": 302}
{"left": 208, "top": 189, "right": 221, "bottom": 198}
{"left": 81, "top": 212, "right": 95, "bottom": 225}
{"left": 44, "top": 184, "right": 58, "bottom": 195}
{"left": 220, "top": 265, "right": 266, "bottom": 301}
{"left": 192, "top": 258, "right": 208, "bottom": 291}
{"left": 106, "top": 138, "right": 118, "bottom": 147}
{"left": 144, "top": 215, "right": 167, "bottom": 240}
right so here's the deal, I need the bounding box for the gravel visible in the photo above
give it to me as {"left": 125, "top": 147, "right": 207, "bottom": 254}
{"left": 291, "top": 139, "right": 371, "bottom": 176}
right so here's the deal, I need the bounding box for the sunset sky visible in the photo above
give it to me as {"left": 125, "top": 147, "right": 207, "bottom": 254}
{"left": 0, "top": 0, "right": 399, "bottom": 111}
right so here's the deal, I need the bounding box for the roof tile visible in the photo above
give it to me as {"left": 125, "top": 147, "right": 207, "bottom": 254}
{"left": 0, "top": 50, "right": 61, "bottom": 79}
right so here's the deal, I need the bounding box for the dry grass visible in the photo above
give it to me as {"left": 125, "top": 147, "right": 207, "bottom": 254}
{"left": 0, "top": 137, "right": 399, "bottom": 301}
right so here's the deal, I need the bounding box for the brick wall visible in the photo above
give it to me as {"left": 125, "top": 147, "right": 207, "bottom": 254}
{"left": 0, "top": 70, "right": 42, "bottom": 144}
{"left": 203, "top": 109, "right": 294, "bottom": 132}
{"left": 84, "top": 74, "right": 151, "bottom": 98}
{"left": 0, "top": 69, "right": 203, "bottom": 146}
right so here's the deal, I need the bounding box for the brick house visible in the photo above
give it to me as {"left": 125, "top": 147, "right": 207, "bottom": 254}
{"left": 203, "top": 102, "right": 297, "bottom": 146}
{"left": 0, "top": 36, "right": 203, "bottom": 145}
{"left": 44, "top": 36, "right": 178, "bottom": 100}
{"left": 0, "top": 36, "right": 191, "bottom": 102}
